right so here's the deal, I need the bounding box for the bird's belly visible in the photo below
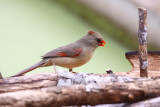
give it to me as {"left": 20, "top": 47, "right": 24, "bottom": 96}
{"left": 53, "top": 54, "right": 93, "bottom": 68}
{"left": 53, "top": 57, "right": 88, "bottom": 68}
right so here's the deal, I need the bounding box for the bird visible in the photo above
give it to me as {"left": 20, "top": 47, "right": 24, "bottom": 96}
{"left": 12, "top": 31, "right": 105, "bottom": 77}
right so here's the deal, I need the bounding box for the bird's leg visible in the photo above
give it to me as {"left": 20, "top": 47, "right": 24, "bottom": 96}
{"left": 69, "top": 68, "right": 72, "bottom": 72}
{"left": 52, "top": 62, "right": 57, "bottom": 72}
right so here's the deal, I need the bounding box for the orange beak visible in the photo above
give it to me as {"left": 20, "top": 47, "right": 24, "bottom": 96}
{"left": 99, "top": 40, "right": 106, "bottom": 47}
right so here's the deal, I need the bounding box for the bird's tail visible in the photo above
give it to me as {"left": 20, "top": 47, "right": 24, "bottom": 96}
{"left": 12, "top": 61, "right": 45, "bottom": 77}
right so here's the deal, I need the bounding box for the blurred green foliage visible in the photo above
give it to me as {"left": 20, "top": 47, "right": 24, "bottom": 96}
{"left": 0, "top": 0, "right": 131, "bottom": 77}
{"left": 54, "top": 0, "right": 138, "bottom": 50}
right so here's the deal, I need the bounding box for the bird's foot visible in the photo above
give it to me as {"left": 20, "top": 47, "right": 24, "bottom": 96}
{"left": 69, "top": 68, "right": 76, "bottom": 74}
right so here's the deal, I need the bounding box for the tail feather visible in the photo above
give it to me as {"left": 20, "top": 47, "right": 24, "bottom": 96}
{"left": 12, "top": 61, "right": 45, "bottom": 77}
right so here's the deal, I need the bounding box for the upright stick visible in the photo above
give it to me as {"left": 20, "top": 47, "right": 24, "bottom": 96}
{"left": 138, "top": 7, "right": 148, "bottom": 77}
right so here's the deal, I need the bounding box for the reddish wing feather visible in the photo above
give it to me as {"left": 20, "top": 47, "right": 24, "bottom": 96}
{"left": 43, "top": 48, "right": 83, "bottom": 58}
{"left": 55, "top": 52, "right": 67, "bottom": 56}
{"left": 55, "top": 48, "right": 83, "bottom": 57}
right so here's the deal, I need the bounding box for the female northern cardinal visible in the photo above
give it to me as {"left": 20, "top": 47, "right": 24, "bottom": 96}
{"left": 12, "top": 31, "right": 105, "bottom": 76}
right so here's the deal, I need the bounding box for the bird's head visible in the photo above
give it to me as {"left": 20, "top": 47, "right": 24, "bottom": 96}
{"left": 87, "top": 31, "right": 106, "bottom": 47}
{"left": 78, "top": 31, "right": 106, "bottom": 51}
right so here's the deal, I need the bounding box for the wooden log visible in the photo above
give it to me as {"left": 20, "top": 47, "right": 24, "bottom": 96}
{"left": 0, "top": 70, "right": 160, "bottom": 106}
{"left": 0, "top": 81, "right": 145, "bottom": 107}
{"left": 138, "top": 7, "right": 148, "bottom": 77}
{"left": 0, "top": 69, "right": 134, "bottom": 93}
{"left": 0, "top": 73, "right": 59, "bottom": 93}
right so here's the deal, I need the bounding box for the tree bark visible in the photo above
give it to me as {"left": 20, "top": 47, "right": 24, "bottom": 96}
{"left": 0, "top": 71, "right": 160, "bottom": 107}
{"left": 138, "top": 7, "right": 148, "bottom": 77}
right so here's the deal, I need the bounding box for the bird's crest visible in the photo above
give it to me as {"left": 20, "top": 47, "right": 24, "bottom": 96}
{"left": 88, "top": 31, "right": 95, "bottom": 34}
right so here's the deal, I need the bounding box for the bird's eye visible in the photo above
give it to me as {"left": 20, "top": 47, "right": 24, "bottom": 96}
{"left": 97, "top": 39, "right": 102, "bottom": 43}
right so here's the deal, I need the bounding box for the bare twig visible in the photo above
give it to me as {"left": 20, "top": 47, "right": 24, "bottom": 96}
{"left": 138, "top": 7, "right": 148, "bottom": 77}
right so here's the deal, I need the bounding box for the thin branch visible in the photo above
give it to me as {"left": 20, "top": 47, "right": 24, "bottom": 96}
{"left": 138, "top": 7, "right": 148, "bottom": 77}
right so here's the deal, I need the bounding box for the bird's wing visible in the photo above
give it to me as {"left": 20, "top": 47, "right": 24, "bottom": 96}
{"left": 42, "top": 47, "right": 83, "bottom": 59}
